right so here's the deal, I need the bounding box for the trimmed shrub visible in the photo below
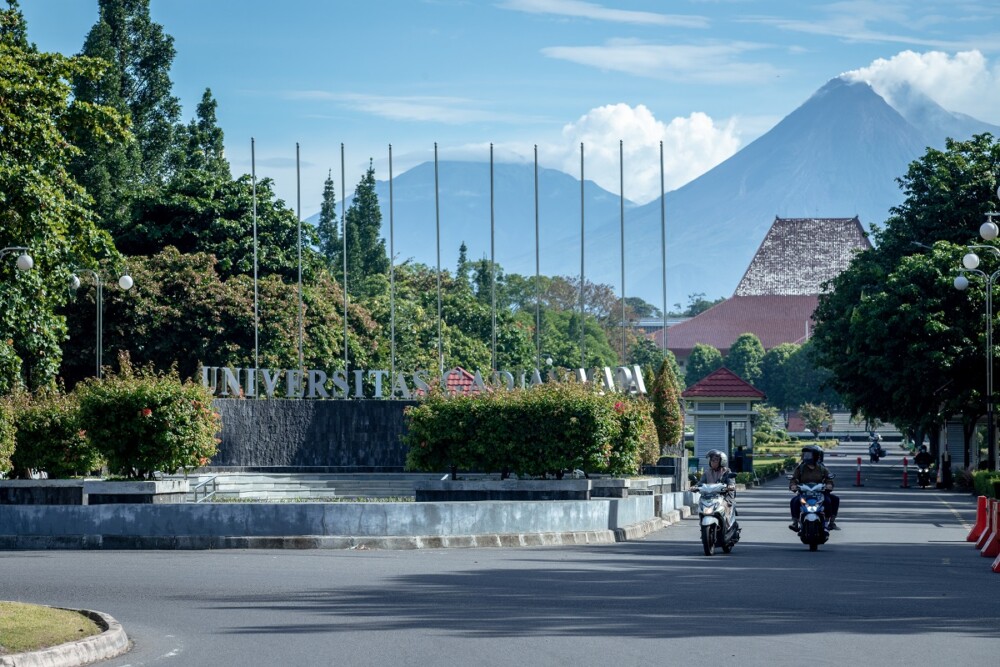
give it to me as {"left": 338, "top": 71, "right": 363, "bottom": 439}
{"left": 971, "top": 470, "right": 1000, "bottom": 498}
{"left": 8, "top": 389, "right": 102, "bottom": 479}
{"left": 75, "top": 359, "right": 220, "bottom": 479}
{"left": 0, "top": 399, "right": 14, "bottom": 475}
{"left": 403, "top": 382, "right": 657, "bottom": 478}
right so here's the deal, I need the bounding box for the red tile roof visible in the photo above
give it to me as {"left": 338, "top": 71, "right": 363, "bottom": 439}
{"left": 651, "top": 294, "right": 817, "bottom": 356}
{"left": 682, "top": 367, "right": 766, "bottom": 399}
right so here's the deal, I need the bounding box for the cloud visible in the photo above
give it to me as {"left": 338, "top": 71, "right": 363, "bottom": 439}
{"left": 541, "top": 40, "right": 785, "bottom": 83}
{"left": 284, "top": 91, "right": 538, "bottom": 124}
{"left": 842, "top": 50, "right": 1000, "bottom": 123}
{"left": 526, "top": 103, "right": 742, "bottom": 204}
{"left": 498, "top": 0, "right": 709, "bottom": 28}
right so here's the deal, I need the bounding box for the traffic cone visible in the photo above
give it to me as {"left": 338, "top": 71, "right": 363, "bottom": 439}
{"left": 968, "top": 496, "right": 989, "bottom": 542}
{"left": 981, "top": 501, "right": 1000, "bottom": 558}
{"left": 975, "top": 499, "right": 997, "bottom": 550}
{"left": 991, "top": 550, "right": 1000, "bottom": 573}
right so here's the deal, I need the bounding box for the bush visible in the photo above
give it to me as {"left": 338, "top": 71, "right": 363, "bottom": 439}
{"left": 8, "top": 389, "right": 103, "bottom": 479}
{"left": 75, "top": 358, "right": 220, "bottom": 479}
{"left": 971, "top": 470, "right": 1000, "bottom": 498}
{"left": 404, "top": 382, "right": 657, "bottom": 478}
{"left": 0, "top": 399, "right": 14, "bottom": 475}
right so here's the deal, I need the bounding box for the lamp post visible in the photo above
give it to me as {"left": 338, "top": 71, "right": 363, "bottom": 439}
{"left": 1, "top": 246, "right": 33, "bottom": 272}
{"left": 954, "top": 188, "right": 1000, "bottom": 471}
{"left": 70, "top": 268, "right": 134, "bottom": 378}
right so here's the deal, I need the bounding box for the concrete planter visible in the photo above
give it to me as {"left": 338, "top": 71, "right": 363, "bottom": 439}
{"left": 415, "top": 479, "right": 591, "bottom": 501}
{"left": 83, "top": 479, "right": 189, "bottom": 505}
{"left": 0, "top": 479, "right": 87, "bottom": 505}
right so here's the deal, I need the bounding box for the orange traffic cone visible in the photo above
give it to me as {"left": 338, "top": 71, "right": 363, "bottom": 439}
{"left": 969, "top": 496, "right": 990, "bottom": 542}
{"left": 982, "top": 501, "right": 1000, "bottom": 558}
{"left": 976, "top": 499, "right": 997, "bottom": 550}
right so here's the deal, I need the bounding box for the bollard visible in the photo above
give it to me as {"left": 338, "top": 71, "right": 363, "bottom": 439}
{"left": 901, "top": 456, "right": 909, "bottom": 488}
{"left": 981, "top": 500, "right": 1000, "bottom": 558}
{"left": 968, "top": 496, "right": 989, "bottom": 542}
{"left": 977, "top": 499, "right": 998, "bottom": 551}
{"left": 992, "top": 550, "right": 1000, "bottom": 573}
{"left": 853, "top": 456, "right": 863, "bottom": 487}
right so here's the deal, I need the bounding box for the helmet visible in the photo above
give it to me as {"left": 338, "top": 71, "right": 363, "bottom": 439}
{"left": 705, "top": 449, "right": 728, "bottom": 468}
{"left": 919, "top": 445, "right": 928, "bottom": 453}
{"left": 801, "top": 445, "right": 824, "bottom": 465}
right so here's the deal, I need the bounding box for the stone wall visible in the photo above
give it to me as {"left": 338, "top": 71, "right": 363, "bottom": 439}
{"left": 212, "top": 399, "right": 416, "bottom": 470}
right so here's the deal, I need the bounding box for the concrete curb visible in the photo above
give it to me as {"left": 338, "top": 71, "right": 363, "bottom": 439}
{"left": 0, "top": 607, "right": 129, "bottom": 667}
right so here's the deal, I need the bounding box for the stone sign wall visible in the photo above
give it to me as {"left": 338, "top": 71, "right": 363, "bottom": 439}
{"left": 212, "top": 399, "right": 416, "bottom": 470}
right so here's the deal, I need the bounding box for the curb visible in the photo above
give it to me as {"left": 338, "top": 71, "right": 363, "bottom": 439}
{"left": 0, "top": 607, "right": 129, "bottom": 667}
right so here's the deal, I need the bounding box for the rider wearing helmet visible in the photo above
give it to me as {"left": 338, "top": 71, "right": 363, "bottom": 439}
{"left": 789, "top": 445, "right": 840, "bottom": 530}
{"left": 698, "top": 449, "right": 736, "bottom": 508}
{"left": 914, "top": 444, "right": 933, "bottom": 468}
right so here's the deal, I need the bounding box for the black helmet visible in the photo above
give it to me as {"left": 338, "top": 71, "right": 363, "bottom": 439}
{"left": 801, "top": 445, "right": 824, "bottom": 465}
{"left": 919, "top": 445, "right": 928, "bottom": 453}
{"left": 705, "top": 449, "right": 728, "bottom": 468}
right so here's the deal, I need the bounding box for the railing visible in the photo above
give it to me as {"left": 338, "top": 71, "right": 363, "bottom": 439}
{"left": 191, "top": 476, "right": 218, "bottom": 503}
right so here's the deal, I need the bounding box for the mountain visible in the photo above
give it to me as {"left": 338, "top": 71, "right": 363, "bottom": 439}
{"left": 324, "top": 77, "right": 1000, "bottom": 308}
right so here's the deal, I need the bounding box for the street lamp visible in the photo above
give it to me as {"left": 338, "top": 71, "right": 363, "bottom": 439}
{"left": 1, "top": 246, "right": 33, "bottom": 272}
{"left": 70, "top": 268, "right": 134, "bottom": 378}
{"left": 954, "top": 187, "right": 1000, "bottom": 471}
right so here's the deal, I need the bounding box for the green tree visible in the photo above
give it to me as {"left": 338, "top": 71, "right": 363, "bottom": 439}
{"left": 650, "top": 358, "right": 684, "bottom": 450}
{"left": 0, "top": 5, "right": 124, "bottom": 392}
{"left": 71, "top": 0, "right": 181, "bottom": 236}
{"left": 685, "top": 343, "right": 723, "bottom": 386}
{"left": 726, "top": 333, "right": 765, "bottom": 385}
{"left": 758, "top": 343, "right": 798, "bottom": 412}
{"left": 800, "top": 402, "right": 832, "bottom": 438}
{"left": 168, "top": 88, "right": 228, "bottom": 179}
{"left": 316, "top": 171, "right": 339, "bottom": 269}
{"left": 341, "top": 161, "right": 389, "bottom": 297}
{"left": 812, "top": 135, "right": 999, "bottom": 457}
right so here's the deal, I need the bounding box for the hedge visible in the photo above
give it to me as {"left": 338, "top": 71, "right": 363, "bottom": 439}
{"left": 403, "top": 382, "right": 658, "bottom": 478}
{"left": 7, "top": 389, "right": 103, "bottom": 479}
{"left": 971, "top": 470, "right": 1000, "bottom": 498}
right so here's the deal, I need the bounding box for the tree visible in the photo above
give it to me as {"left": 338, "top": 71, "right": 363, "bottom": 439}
{"left": 168, "top": 88, "right": 228, "bottom": 179}
{"left": 71, "top": 0, "right": 181, "bottom": 236}
{"left": 686, "top": 343, "right": 722, "bottom": 386}
{"left": 758, "top": 343, "right": 798, "bottom": 412}
{"left": 650, "top": 358, "right": 684, "bottom": 450}
{"left": 672, "top": 292, "right": 724, "bottom": 317}
{"left": 316, "top": 171, "right": 339, "bottom": 268}
{"left": 799, "top": 402, "right": 832, "bottom": 438}
{"left": 812, "top": 134, "right": 999, "bottom": 459}
{"left": 725, "top": 333, "right": 764, "bottom": 385}
{"left": 0, "top": 5, "right": 124, "bottom": 392}
{"left": 341, "top": 161, "right": 389, "bottom": 297}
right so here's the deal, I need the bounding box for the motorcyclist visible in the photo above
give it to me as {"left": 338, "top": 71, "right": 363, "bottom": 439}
{"left": 697, "top": 449, "right": 736, "bottom": 506}
{"left": 789, "top": 445, "right": 840, "bottom": 531}
{"left": 914, "top": 444, "right": 933, "bottom": 469}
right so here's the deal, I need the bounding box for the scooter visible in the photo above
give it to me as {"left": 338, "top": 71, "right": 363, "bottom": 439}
{"left": 694, "top": 474, "right": 741, "bottom": 556}
{"left": 917, "top": 464, "right": 933, "bottom": 488}
{"left": 793, "top": 482, "right": 830, "bottom": 552}
{"left": 868, "top": 442, "right": 881, "bottom": 463}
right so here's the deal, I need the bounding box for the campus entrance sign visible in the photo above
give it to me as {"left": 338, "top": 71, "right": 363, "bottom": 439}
{"left": 201, "top": 365, "right": 648, "bottom": 400}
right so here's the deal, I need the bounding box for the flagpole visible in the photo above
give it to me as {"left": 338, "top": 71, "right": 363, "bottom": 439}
{"left": 534, "top": 144, "right": 540, "bottom": 370}
{"left": 619, "top": 139, "right": 626, "bottom": 365}
{"left": 490, "top": 143, "right": 496, "bottom": 373}
{"left": 341, "top": 143, "right": 348, "bottom": 376}
{"left": 579, "top": 142, "right": 586, "bottom": 369}
{"left": 296, "top": 142, "right": 303, "bottom": 371}
{"left": 434, "top": 142, "right": 443, "bottom": 376}
{"left": 389, "top": 143, "right": 396, "bottom": 394}
{"left": 251, "top": 137, "right": 259, "bottom": 372}
{"left": 660, "top": 140, "right": 667, "bottom": 353}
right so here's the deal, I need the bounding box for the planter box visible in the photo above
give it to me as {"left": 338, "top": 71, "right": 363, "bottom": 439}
{"left": 83, "top": 479, "right": 189, "bottom": 505}
{"left": 0, "top": 479, "right": 87, "bottom": 505}
{"left": 415, "top": 479, "right": 591, "bottom": 502}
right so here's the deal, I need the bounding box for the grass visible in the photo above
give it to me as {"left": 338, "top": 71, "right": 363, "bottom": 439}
{"left": 0, "top": 602, "right": 101, "bottom": 655}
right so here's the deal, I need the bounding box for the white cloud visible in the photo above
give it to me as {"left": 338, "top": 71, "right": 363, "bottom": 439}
{"left": 842, "top": 50, "right": 1000, "bottom": 123}
{"left": 498, "top": 0, "right": 709, "bottom": 28}
{"left": 541, "top": 40, "right": 784, "bottom": 83}
{"left": 284, "top": 91, "right": 538, "bottom": 124}
{"left": 525, "top": 103, "right": 742, "bottom": 204}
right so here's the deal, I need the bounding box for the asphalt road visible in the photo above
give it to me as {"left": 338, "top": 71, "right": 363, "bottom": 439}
{"left": 2, "top": 440, "right": 997, "bottom": 666}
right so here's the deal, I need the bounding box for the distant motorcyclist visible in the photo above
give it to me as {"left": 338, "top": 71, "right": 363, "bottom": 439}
{"left": 789, "top": 445, "right": 840, "bottom": 531}
{"left": 914, "top": 444, "right": 933, "bottom": 469}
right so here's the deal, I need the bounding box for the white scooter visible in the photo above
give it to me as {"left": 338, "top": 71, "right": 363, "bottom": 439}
{"left": 694, "top": 474, "right": 741, "bottom": 556}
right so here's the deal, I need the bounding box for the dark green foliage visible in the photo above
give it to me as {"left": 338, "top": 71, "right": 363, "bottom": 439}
{"left": 75, "top": 357, "right": 220, "bottom": 479}
{"left": 686, "top": 343, "right": 722, "bottom": 386}
{"left": 340, "top": 162, "right": 389, "bottom": 297}
{"left": 7, "top": 390, "right": 102, "bottom": 479}
{"left": 403, "top": 382, "right": 656, "bottom": 477}
{"left": 651, "top": 358, "right": 684, "bottom": 448}
{"left": 726, "top": 333, "right": 764, "bottom": 385}
{"left": 316, "top": 171, "right": 339, "bottom": 268}
{"left": 168, "top": 88, "right": 229, "bottom": 179}
{"left": 0, "top": 398, "right": 13, "bottom": 474}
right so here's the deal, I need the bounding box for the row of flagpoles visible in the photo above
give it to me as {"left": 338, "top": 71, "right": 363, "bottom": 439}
{"left": 247, "top": 139, "right": 671, "bottom": 386}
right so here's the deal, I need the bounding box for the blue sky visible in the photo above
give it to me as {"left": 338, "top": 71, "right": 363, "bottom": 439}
{"left": 21, "top": 0, "right": 1000, "bottom": 213}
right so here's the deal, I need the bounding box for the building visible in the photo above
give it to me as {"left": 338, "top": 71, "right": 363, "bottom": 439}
{"left": 651, "top": 216, "right": 872, "bottom": 369}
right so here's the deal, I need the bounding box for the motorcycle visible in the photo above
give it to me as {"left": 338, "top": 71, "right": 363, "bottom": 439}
{"left": 793, "top": 482, "right": 830, "bottom": 552}
{"left": 694, "top": 475, "right": 741, "bottom": 556}
{"left": 868, "top": 442, "right": 881, "bottom": 463}
{"left": 916, "top": 464, "right": 933, "bottom": 488}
